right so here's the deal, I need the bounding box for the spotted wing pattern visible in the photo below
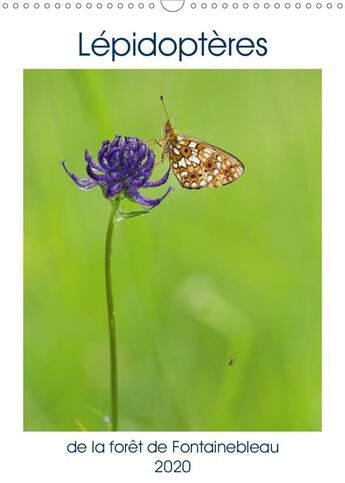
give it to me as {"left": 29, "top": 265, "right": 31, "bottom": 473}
{"left": 167, "top": 135, "right": 244, "bottom": 190}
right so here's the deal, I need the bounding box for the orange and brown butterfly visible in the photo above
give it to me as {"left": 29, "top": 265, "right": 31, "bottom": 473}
{"left": 159, "top": 96, "right": 245, "bottom": 190}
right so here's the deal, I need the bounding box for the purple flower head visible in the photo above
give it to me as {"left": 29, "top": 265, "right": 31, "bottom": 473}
{"left": 61, "top": 135, "right": 173, "bottom": 208}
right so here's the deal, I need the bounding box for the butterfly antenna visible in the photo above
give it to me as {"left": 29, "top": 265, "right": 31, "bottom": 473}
{"left": 160, "top": 96, "right": 171, "bottom": 122}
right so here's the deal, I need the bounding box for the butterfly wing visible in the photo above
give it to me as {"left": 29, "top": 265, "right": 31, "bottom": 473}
{"left": 168, "top": 135, "right": 245, "bottom": 190}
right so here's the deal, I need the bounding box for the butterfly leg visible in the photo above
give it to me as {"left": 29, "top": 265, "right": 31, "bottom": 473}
{"left": 146, "top": 138, "right": 162, "bottom": 147}
{"left": 154, "top": 152, "right": 167, "bottom": 168}
{"left": 145, "top": 139, "right": 164, "bottom": 166}
{"left": 146, "top": 139, "right": 165, "bottom": 167}
{"left": 157, "top": 142, "right": 167, "bottom": 167}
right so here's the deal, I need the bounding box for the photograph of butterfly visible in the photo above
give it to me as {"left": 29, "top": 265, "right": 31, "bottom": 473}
{"left": 160, "top": 96, "right": 244, "bottom": 190}
{"left": 24, "top": 69, "right": 321, "bottom": 432}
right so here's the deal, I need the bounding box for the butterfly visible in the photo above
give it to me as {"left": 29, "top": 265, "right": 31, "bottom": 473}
{"left": 159, "top": 96, "right": 245, "bottom": 190}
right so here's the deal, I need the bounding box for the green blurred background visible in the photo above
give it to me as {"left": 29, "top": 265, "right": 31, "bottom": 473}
{"left": 24, "top": 70, "right": 321, "bottom": 431}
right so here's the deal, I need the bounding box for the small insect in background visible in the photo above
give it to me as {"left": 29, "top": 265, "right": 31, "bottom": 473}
{"left": 228, "top": 353, "right": 237, "bottom": 367}
{"left": 159, "top": 96, "right": 245, "bottom": 190}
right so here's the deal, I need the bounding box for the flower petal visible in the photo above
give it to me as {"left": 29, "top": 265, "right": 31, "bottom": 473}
{"left": 98, "top": 141, "right": 110, "bottom": 169}
{"left": 143, "top": 167, "right": 171, "bottom": 188}
{"left": 142, "top": 148, "right": 155, "bottom": 171}
{"left": 85, "top": 149, "right": 107, "bottom": 172}
{"left": 60, "top": 160, "right": 98, "bottom": 190}
{"left": 106, "top": 182, "right": 124, "bottom": 199}
{"left": 137, "top": 143, "right": 147, "bottom": 162}
{"left": 86, "top": 163, "right": 108, "bottom": 182}
{"left": 118, "top": 136, "right": 126, "bottom": 162}
{"left": 126, "top": 186, "right": 173, "bottom": 208}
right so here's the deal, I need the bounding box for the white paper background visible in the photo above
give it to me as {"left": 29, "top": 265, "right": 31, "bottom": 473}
{"left": 0, "top": 5, "right": 344, "bottom": 482}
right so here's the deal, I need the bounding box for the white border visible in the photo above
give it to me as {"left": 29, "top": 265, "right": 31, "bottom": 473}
{"left": 1, "top": 8, "right": 344, "bottom": 482}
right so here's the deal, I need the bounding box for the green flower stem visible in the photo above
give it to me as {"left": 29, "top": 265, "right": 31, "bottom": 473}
{"left": 105, "top": 196, "right": 121, "bottom": 431}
